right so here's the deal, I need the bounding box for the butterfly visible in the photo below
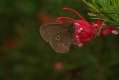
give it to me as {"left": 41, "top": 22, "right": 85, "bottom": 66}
{"left": 40, "top": 22, "right": 73, "bottom": 53}
{"left": 39, "top": 7, "right": 90, "bottom": 53}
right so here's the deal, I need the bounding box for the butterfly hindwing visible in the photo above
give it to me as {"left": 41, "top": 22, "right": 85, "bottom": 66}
{"left": 50, "top": 30, "right": 72, "bottom": 53}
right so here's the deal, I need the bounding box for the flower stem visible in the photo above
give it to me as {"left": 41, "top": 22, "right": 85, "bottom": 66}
{"left": 96, "top": 38, "right": 104, "bottom": 80}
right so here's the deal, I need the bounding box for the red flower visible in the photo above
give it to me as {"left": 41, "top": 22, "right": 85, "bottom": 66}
{"left": 54, "top": 62, "right": 63, "bottom": 72}
{"left": 102, "top": 27, "right": 119, "bottom": 36}
{"left": 91, "top": 19, "right": 105, "bottom": 29}
{"left": 37, "top": 12, "right": 53, "bottom": 24}
{"left": 56, "top": 8, "right": 94, "bottom": 46}
{"left": 73, "top": 20, "right": 94, "bottom": 45}
{"left": 2, "top": 38, "right": 16, "bottom": 48}
{"left": 91, "top": 19, "right": 105, "bottom": 36}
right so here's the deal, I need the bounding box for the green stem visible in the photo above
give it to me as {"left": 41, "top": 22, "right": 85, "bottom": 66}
{"left": 96, "top": 38, "right": 104, "bottom": 80}
{"left": 97, "top": 60, "right": 103, "bottom": 80}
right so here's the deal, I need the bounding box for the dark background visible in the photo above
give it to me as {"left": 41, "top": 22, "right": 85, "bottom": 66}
{"left": 0, "top": 0, "right": 119, "bottom": 80}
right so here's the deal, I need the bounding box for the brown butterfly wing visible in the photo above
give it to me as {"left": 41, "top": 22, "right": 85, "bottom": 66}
{"left": 40, "top": 23, "right": 69, "bottom": 42}
{"left": 50, "top": 30, "right": 72, "bottom": 53}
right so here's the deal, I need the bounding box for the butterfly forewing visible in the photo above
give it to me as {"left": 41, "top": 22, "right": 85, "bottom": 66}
{"left": 50, "top": 30, "right": 72, "bottom": 53}
{"left": 40, "top": 23, "right": 70, "bottom": 42}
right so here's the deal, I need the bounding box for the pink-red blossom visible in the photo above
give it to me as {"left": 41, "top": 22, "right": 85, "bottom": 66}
{"left": 73, "top": 20, "right": 94, "bottom": 45}
{"left": 102, "top": 27, "right": 119, "bottom": 36}
{"left": 54, "top": 62, "right": 63, "bottom": 72}
{"left": 91, "top": 19, "right": 105, "bottom": 36}
{"left": 56, "top": 7, "right": 119, "bottom": 47}
{"left": 57, "top": 7, "right": 95, "bottom": 46}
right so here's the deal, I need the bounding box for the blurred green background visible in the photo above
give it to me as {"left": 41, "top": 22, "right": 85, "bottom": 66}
{"left": 0, "top": 0, "right": 119, "bottom": 80}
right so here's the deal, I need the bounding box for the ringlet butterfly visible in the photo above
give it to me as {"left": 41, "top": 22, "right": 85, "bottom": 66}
{"left": 40, "top": 22, "right": 73, "bottom": 53}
